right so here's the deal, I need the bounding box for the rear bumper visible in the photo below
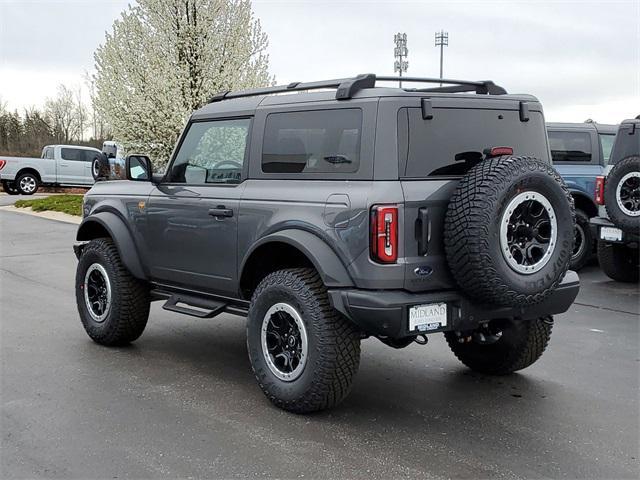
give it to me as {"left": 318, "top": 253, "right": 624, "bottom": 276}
{"left": 590, "top": 217, "right": 639, "bottom": 244}
{"left": 328, "top": 271, "right": 580, "bottom": 339}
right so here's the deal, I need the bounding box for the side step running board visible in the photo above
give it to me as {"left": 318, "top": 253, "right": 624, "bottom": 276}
{"left": 162, "top": 294, "right": 226, "bottom": 319}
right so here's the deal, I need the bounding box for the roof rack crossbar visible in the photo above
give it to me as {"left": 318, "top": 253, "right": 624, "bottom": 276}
{"left": 208, "top": 75, "right": 375, "bottom": 103}
{"left": 376, "top": 76, "right": 507, "bottom": 95}
{"left": 207, "top": 74, "right": 506, "bottom": 103}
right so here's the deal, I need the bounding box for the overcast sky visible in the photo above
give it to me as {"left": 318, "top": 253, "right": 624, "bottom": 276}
{"left": 1, "top": 0, "right": 638, "bottom": 123}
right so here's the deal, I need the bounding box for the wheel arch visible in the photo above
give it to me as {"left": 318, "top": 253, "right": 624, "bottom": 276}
{"left": 570, "top": 190, "right": 598, "bottom": 218}
{"left": 76, "top": 212, "right": 146, "bottom": 280}
{"left": 16, "top": 167, "right": 42, "bottom": 182}
{"left": 239, "top": 230, "right": 354, "bottom": 299}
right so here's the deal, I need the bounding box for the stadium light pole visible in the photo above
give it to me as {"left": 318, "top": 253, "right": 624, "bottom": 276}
{"left": 435, "top": 30, "right": 448, "bottom": 86}
{"left": 394, "top": 33, "right": 409, "bottom": 88}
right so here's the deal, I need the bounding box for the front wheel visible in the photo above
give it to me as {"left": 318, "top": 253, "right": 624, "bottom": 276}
{"left": 75, "top": 238, "right": 150, "bottom": 345}
{"left": 445, "top": 317, "right": 553, "bottom": 375}
{"left": 247, "top": 268, "right": 361, "bottom": 413}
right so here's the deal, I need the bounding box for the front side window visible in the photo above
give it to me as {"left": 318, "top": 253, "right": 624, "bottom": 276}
{"left": 599, "top": 133, "right": 616, "bottom": 164}
{"left": 166, "top": 118, "right": 251, "bottom": 184}
{"left": 262, "top": 109, "right": 362, "bottom": 174}
{"left": 548, "top": 131, "right": 593, "bottom": 163}
{"left": 61, "top": 148, "right": 87, "bottom": 161}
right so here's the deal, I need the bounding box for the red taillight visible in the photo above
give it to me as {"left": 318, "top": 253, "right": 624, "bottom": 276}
{"left": 370, "top": 205, "right": 398, "bottom": 263}
{"left": 595, "top": 175, "right": 605, "bottom": 205}
{"left": 484, "top": 146, "right": 514, "bottom": 157}
{"left": 0, "top": 160, "right": 6, "bottom": 170}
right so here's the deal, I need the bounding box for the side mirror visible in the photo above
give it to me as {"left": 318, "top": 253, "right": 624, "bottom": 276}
{"left": 125, "top": 154, "right": 152, "bottom": 181}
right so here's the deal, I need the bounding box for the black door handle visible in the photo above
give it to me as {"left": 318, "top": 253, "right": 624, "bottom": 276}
{"left": 208, "top": 206, "right": 233, "bottom": 218}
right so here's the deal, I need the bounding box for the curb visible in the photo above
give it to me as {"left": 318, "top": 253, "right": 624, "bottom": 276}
{"left": 0, "top": 205, "right": 82, "bottom": 225}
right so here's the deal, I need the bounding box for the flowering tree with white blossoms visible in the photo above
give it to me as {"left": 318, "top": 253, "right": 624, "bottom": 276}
{"left": 93, "top": 0, "right": 272, "bottom": 166}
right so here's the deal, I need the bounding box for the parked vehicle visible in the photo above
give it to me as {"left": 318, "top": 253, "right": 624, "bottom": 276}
{"left": 0, "top": 145, "right": 102, "bottom": 195}
{"left": 591, "top": 117, "right": 640, "bottom": 282}
{"left": 547, "top": 122, "right": 617, "bottom": 270}
{"left": 74, "top": 74, "right": 579, "bottom": 413}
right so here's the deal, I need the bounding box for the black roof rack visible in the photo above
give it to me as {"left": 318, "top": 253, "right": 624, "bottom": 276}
{"left": 208, "top": 74, "right": 507, "bottom": 103}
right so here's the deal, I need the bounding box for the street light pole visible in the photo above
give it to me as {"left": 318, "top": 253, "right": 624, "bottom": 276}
{"left": 394, "top": 33, "right": 408, "bottom": 88}
{"left": 435, "top": 30, "right": 448, "bottom": 86}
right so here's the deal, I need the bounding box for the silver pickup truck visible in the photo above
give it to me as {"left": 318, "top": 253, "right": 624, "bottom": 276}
{"left": 0, "top": 145, "right": 102, "bottom": 195}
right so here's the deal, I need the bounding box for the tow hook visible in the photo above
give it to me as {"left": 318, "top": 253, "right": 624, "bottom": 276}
{"left": 414, "top": 334, "right": 428, "bottom": 345}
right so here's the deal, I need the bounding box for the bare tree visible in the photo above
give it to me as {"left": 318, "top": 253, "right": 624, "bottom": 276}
{"left": 45, "top": 85, "right": 80, "bottom": 143}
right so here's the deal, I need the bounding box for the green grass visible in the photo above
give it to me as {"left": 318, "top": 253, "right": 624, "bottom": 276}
{"left": 15, "top": 194, "right": 83, "bottom": 216}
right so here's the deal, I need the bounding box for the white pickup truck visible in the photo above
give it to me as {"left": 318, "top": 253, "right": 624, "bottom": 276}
{"left": 0, "top": 145, "right": 102, "bottom": 195}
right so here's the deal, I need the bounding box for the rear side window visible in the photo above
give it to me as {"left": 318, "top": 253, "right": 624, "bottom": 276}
{"left": 61, "top": 148, "right": 87, "bottom": 161}
{"left": 548, "top": 131, "right": 592, "bottom": 163}
{"left": 599, "top": 133, "right": 616, "bottom": 164}
{"left": 399, "top": 107, "right": 549, "bottom": 177}
{"left": 42, "top": 147, "right": 54, "bottom": 159}
{"left": 262, "top": 109, "right": 362, "bottom": 174}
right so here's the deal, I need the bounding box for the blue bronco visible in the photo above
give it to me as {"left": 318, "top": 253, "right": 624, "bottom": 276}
{"left": 547, "top": 121, "right": 617, "bottom": 270}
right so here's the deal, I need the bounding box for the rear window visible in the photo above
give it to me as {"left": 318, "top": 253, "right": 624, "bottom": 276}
{"left": 548, "top": 131, "right": 592, "bottom": 163}
{"left": 262, "top": 109, "right": 362, "bottom": 174}
{"left": 399, "top": 107, "right": 549, "bottom": 177}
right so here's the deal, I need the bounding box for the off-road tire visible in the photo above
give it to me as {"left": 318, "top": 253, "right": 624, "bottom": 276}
{"left": 444, "top": 316, "right": 553, "bottom": 375}
{"left": 444, "top": 156, "right": 574, "bottom": 307}
{"left": 16, "top": 172, "right": 39, "bottom": 195}
{"left": 75, "top": 238, "right": 150, "bottom": 345}
{"left": 604, "top": 156, "right": 640, "bottom": 233}
{"left": 247, "top": 268, "right": 361, "bottom": 413}
{"left": 91, "top": 153, "right": 110, "bottom": 181}
{"left": 597, "top": 241, "right": 639, "bottom": 283}
{"left": 1, "top": 180, "right": 19, "bottom": 195}
{"left": 569, "top": 209, "right": 593, "bottom": 271}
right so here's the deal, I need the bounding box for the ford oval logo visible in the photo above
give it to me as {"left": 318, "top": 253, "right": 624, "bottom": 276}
{"left": 414, "top": 266, "right": 433, "bottom": 277}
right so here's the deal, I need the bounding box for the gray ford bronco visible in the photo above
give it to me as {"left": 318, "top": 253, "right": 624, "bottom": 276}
{"left": 74, "top": 74, "right": 580, "bottom": 413}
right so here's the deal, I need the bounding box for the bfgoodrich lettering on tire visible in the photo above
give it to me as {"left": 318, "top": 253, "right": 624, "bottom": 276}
{"left": 444, "top": 156, "right": 574, "bottom": 307}
{"left": 246, "top": 268, "right": 361, "bottom": 413}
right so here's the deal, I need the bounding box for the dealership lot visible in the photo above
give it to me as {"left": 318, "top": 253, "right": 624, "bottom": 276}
{"left": 1, "top": 210, "right": 638, "bottom": 479}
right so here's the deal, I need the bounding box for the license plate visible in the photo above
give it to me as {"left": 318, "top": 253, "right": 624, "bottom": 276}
{"left": 600, "top": 226, "right": 622, "bottom": 242}
{"left": 409, "top": 303, "right": 447, "bottom": 332}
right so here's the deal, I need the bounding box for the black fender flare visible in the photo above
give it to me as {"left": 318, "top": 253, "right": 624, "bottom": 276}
{"left": 568, "top": 189, "right": 598, "bottom": 217}
{"left": 241, "top": 229, "right": 354, "bottom": 287}
{"left": 76, "top": 212, "right": 146, "bottom": 280}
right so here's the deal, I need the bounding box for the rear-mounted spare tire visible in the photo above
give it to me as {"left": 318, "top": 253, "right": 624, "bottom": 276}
{"left": 604, "top": 156, "right": 640, "bottom": 233}
{"left": 444, "top": 156, "right": 574, "bottom": 307}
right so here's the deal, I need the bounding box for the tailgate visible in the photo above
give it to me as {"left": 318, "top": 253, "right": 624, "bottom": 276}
{"left": 401, "top": 179, "right": 459, "bottom": 292}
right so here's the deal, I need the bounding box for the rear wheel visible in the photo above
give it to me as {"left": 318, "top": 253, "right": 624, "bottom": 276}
{"left": 597, "top": 241, "right": 639, "bottom": 283}
{"left": 1, "top": 180, "right": 19, "bottom": 195}
{"left": 246, "top": 268, "right": 361, "bottom": 413}
{"left": 16, "top": 172, "right": 39, "bottom": 195}
{"left": 569, "top": 209, "right": 593, "bottom": 271}
{"left": 75, "top": 238, "right": 150, "bottom": 345}
{"left": 445, "top": 317, "right": 553, "bottom": 375}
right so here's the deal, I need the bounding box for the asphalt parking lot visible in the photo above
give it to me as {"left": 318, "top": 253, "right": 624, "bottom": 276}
{"left": 1, "top": 208, "right": 638, "bottom": 479}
